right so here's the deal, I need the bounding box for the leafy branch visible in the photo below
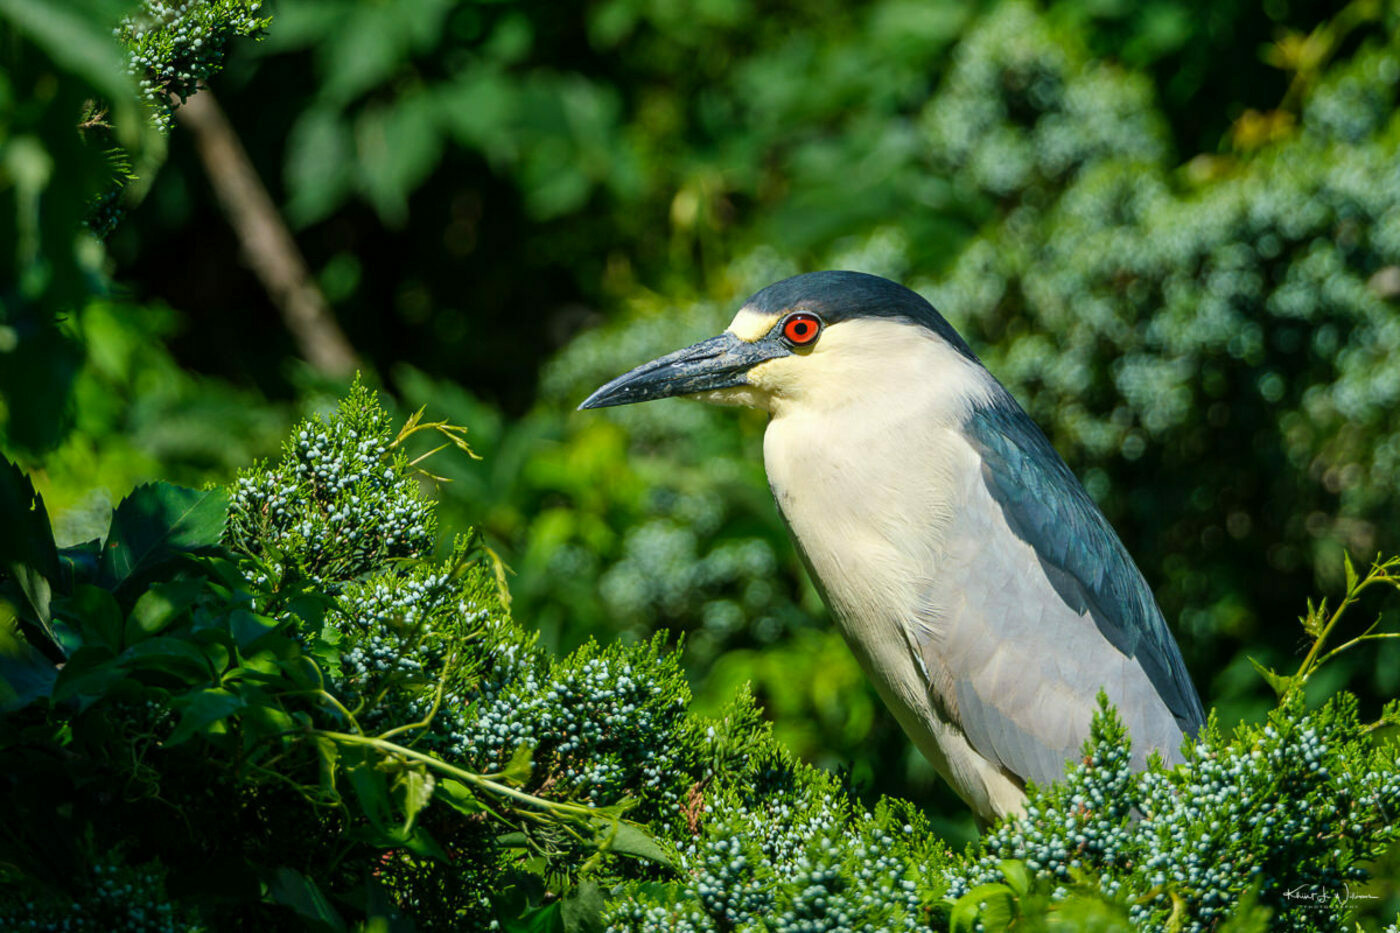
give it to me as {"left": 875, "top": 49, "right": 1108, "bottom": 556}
{"left": 390, "top": 405, "right": 482, "bottom": 483}
{"left": 1247, "top": 554, "right": 1400, "bottom": 718}
{"left": 311, "top": 729, "right": 675, "bottom": 870}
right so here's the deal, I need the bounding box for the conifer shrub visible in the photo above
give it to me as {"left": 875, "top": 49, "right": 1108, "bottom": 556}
{"left": 2, "top": 383, "right": 1397, "bottom": 931}
{"left": 0, "top": 385, "right": 957, "bottom": 930}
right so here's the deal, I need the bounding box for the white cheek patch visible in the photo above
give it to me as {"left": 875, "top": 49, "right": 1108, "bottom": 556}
{"left": 727, "top": 308, "right": 780, "bottom": 343}
{"left": 743, "top": 356, "right": 803, "bottom": 408}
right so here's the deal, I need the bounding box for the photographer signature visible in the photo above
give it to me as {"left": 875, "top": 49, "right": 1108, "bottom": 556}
{"left": 1283, "top": 883, "right": 1380, "bottom": 908}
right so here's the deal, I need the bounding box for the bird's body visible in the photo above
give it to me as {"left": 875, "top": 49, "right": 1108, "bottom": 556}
{"left": 581, "top": 271, "right": 1204, "bottom": 822}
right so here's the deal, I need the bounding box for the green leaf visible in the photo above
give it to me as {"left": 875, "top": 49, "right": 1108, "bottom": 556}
{"left": 99, "top": 484, "right": 229, "bottom": 590}
{"left": 119, "top": 637, "right": 212, "bottom": 682}
{"left": 1248, "top": 656, "right": 1295, "bottom": 698}
{"left": 285, "top": 105, "right": 354, "bottom": 226}
{"left": 54, "top": 584, "right": 123, "bottom": 651}
{"left": 284, "top": 592, "right": 331, "bottom": 631}
{"left": 561, "top": 881, "right": 605, "bottom": 933}
{"left": 998, "top": 859, "right": 1032, "bottom": 898}
{"left": 498, "top": 901, "right": 564, "bottom": 933}
{"left": 125, "top": 578, "right": 206, "bottom": 643}
{"left": 167, "top": 687, "right": 245, "bottom": 745}
{"left": 1343, "top": 552, "right": 1358, "bottom": 594}
{"left": 393, "top": 766, "right": 435, "bottom": 831}
{"left": 1299, "top": 597, "right": 1326, "bottom": 638}
{"left": 347, "top": 752, "right": 395, "bottom": 830}
{"left": 950, "top": 884, "right": 1017, "bottom": 933}
{"left": 356, "top": 91, "right": 443, "bottom": 227}
{"left": 389, "top": 824, "right": 449, "bottom": 861}
{"left": 435, "top": 778, "right": 486, "bottom": 816}
{"left": 226, "top": 608, "right": 281, "bottom": 651}
{"left": 58, "top": 539, "right": 102, "bottom": 587}
{"left": 0, "top": 0, "right": 139, "bottom": 141}
{"left": 9, "top": 565, "right": 52, "bottom": 638}
{"left": 601, "top": 823, "right": 677, "bottom": 869}
{"left": 239, "top": 700, "right": 298, "bottom": 747}
{"left": 267, "top": 867, "right": 347, "bottom": 933}
{"left": 315, "top": 736, "right": 341, "bottom": 796}
{"left": 1378, "top": 698, "right": 1400, "bottom": 729}
{"left": 0, "top": 454, "right": 61, "bottom": 647}
{"left": 0, "top": 633, "right": 57, "bottom": 711}
{"left": 196, "top": 636, "right": 231, "bottom": 676}
{"left": 502, "top": 742, "right": 534, "bottom": 786}
{"left": 52, "top": 646, "right": 124, "bottom": 708}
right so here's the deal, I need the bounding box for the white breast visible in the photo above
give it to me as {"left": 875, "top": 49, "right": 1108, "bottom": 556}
{"left": 760, "top": 328, "right": 1028, "bottom": 818}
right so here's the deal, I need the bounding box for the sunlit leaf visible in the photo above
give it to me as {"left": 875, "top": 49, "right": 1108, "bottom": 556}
{"left": 99, "top": 484, "right": 229, "bottom": 590}
{"left": 601, "top": 822, "right": 677, "bottom": 869}
{"left": 393, "top": 766, "right": 434, "bottom": 831}
{"left": 436, "top": 778, "right": 487, "bottom": 816}
{"left": 125, "top": 578, "right": 205, "bottom": 643}
{"left": 0, "top": 454, "right": 60, "bottom": 647}
{"left": 560, "top": 880, "right": 605, "bottom": 933}
{"left": 502, "top": 742, "right": 534, "bottom": 787}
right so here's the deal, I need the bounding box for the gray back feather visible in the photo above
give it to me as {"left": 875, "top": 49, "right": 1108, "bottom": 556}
{"left": 963, "top": 389, "right": 1206, "bottom": 740}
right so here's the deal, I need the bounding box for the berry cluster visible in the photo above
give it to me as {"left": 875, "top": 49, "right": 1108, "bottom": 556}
{"left": 608, "top": 760, "right": 941, "bottom": 933}
{"left": 0, "top": 856, "right": 194, "bottom": 933}
{"left": 447, "top": 637, "right": 692, "bottom": 812}
{"left": 952, "top": 695, "right": 1400, "bottom": 931}
{"left": 225, "top": 381, "right": 436, "bottom": 589}
{"left": 117, "top": 0, "right": 269, "bottom": 129}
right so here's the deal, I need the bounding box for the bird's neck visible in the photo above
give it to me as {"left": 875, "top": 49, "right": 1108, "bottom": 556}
{"left": 761, "top": 347, "right": 1000, "bottom": 615}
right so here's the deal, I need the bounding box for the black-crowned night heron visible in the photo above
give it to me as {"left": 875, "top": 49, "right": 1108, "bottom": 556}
{"left": 580, "top": 271, "right": 1204, "bottom": 822}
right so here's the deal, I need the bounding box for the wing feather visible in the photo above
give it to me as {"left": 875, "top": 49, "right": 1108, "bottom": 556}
{"left": 916, "top": 389, "right": 1204, "bottom": 788}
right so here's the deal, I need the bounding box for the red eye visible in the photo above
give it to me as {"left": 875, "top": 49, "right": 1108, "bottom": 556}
{"left": 782, "top": 313, "right": 821, "bottom": 346}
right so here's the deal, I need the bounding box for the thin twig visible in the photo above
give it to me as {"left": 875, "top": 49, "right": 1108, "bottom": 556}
{"left": 313, "top": 730, "right": 605, "bottom": 823}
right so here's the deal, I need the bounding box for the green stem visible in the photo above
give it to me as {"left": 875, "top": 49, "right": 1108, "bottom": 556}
{"left": 312, "top": 730, "right": 602, "bottom": 822}
{"left": 1290, "top": 557, "right": 1399, "bottom": 694}
{"left": 1312, "top": 631, "right": 1400, "bottom": 672}
{"left": 1293, "top": 593, "right": 1360, "bottom": 686}
{"left": 378, "top": 651, "right": 454, "bottom": 742}
{"left": 317, "top": 689, "right": 364, "bottom": 734}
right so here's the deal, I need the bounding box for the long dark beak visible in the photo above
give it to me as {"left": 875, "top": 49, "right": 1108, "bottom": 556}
{"left": 578, "top": 332, "right": 786, "bottom": 410}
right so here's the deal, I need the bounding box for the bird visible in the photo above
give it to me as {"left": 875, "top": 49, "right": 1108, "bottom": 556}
{"left": 579, "top": 270, "right": 1205, "bottom": 823}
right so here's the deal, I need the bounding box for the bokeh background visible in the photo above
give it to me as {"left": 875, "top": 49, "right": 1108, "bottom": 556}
{"left": 5, "top": 0, "right": 1400, "bottom": 847}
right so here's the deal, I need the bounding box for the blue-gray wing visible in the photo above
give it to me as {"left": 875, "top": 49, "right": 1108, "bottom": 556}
{"left": 914, "top": 389, "right": 1203, "bottom": 788}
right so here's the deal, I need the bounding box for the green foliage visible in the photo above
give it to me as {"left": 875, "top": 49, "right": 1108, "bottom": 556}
{"left": 606, "top": 751, "right": 949, "bottom": 933}
{"left": 5, "top": 0, "right": 1400, "bottom": 929}
{"left": 0, "top": 0, "right": 261, "bottom": 455}
{"left": 952, "top": 694, "right": 1399, "bottom": 931}
{"left": 0, "top": 851, "right": 201, "bottom": 932}
{"left": 118, "top": 0, "right": 269, "bottom": 129}
{"left": 227, "top": 377, "right": 437, "bottom": 588}
{"left": 0, "top": 385, "right": 959, "bottom": 930}
{"left": 6, "top": 385, "right": 1399, "bottom": 931}
{"left": 926, "top": 17, "right": 1400, "bottom": 725}
{"left": 31, "top": 300, "right": 292, "bottom": 545}
{"left": 0, "top": 0, "right": 144, "bottom": 454}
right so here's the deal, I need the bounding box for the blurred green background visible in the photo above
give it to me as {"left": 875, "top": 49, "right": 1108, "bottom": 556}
{"left": 6, "top": 0, "right": 1400, "bottom": 846}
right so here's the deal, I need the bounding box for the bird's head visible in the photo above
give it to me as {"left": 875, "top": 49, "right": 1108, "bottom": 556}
{"left": 578, "top": 271, "right": 981, "bottom": 415}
